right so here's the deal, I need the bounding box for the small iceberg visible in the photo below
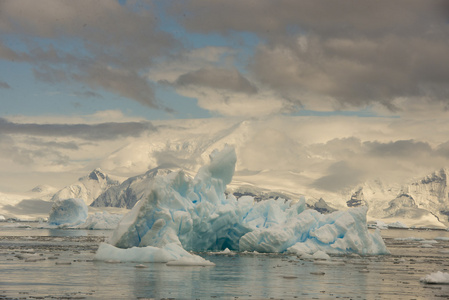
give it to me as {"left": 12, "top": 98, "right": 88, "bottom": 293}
{"left": 48, "top": 198, "right": 88, "bottom": 226}
{"left": 420, "top": 271, "right": 449, "bottom": 284}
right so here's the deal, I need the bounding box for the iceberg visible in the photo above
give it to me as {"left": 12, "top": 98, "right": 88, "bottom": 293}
{"left": 94, "top": 242, "right": 214, "bottom": 266}
{"left": 48, "top": 198, "right": 88, "bottom": 226}
{"left": 106, "top": 145, "right": 389, "bottom": 259}
{"left": 75, "top": 211, "right": 123, "bottom": 230}
{"left": 420, "top": 271, "right": 449, "bottom": 284}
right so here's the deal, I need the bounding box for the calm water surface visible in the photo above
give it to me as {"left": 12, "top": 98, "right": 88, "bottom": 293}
{"left": 1, "top": 223, "right": 449, "bottom": 299}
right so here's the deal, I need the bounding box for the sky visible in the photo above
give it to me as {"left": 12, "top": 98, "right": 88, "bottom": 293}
{"left": 1, "top": 0, "right": 449, "bottom": 193}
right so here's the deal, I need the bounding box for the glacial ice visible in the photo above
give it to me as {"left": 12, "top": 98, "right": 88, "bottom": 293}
{"left": 75, "top": 211, "right": 122, "bottom": 230}
{"left": 106, "top": 145, "right": 389, "bottom": 259}
{"left": 48, "top": 198, "right": 88, "bottom": 226}
{"left": 94, "top": 242, "right": 215, "bottom": 266}
{"left": 420, "top": 271, "right": 449, "bottom": 284}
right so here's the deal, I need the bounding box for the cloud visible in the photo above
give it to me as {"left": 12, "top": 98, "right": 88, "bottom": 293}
{"left": 364, "top": 140, "right": 433, "bottom": 158}
{"left": 169, "top": 0, "right": 449, "bottom": 114}
{"left": 0, "top": 81, "right": 10, "bottom": 89}
{"left": 2, "top": 199, "right": 53, "bottom": 215}
{"left": 175, "top": 86, "right": 289, "bottom": 117}
{"left": 5, "top": 109, "right": 147, "bottom": 124}
{"left": 175, "top": 67, "right": 257, "bottom": 94}
{"left": 311, "top": 161, "right": 365, "bottom": 192}
{"left": 24, "top": 137, "right": 80, "bottom": 150}
{"left": 0, "top": 118, "right": 155, "bottom": 141}
{"left": 0, "top": 0, "right": 176, "bottom": 108}
{"left": 150, "top": 47, "right": 289, "bottom": 117}
{"left": 0, "top": 133, "right": 70, "bottom": 167}
{"left": 72, "top": 91, "right": 103, "bottom": 99}
{"left": 250, "top": 35, "right": 449, "bottom": 112}
{"left": 73, "top": 65, "right": 157, "bottom": 108}
{"left": 171, "top": 0, "right": 447, "bottom": 39}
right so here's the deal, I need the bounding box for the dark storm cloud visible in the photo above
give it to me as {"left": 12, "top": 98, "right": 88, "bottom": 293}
{"left": 364, "top": 140, "right": 433, "bottom": 157}
{"left": 0, "top": 0, "right": 177, "bottom": 108}
{"left": 0, "top": 118, "right": 156, "bottom": 140}
{"left": 171, "top": 0, "right": 446, "bottom": 39}
{"left": 73, "top": 65, "right": 157, "bottom": 108}
{"left": 0, "top": 81, "right": 10, "bottom": 89}
{"left": 170, "top": 0, "right": 449, "bottom": 111}
{"left": 25, "top": 137, "right": 80, "bottom": 150}
{"left": 175, "top": 67, "right": 258, "bottom": 94}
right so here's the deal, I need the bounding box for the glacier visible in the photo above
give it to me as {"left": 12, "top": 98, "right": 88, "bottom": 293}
{"left": 48, "top": 198, "right": 88, "bottom": 226}
{"left": 103, "top": 145, "right": 389, "bottom": 261}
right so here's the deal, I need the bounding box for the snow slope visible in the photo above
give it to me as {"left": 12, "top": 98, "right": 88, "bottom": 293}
{"left": 52, "top": 169, "right": 120, "bottom": 205}
{"left": 340, "top": 169, "right": 449, "bottom": 228}
{"left": 91, "top": 167, "right": 179, "bottom": 209}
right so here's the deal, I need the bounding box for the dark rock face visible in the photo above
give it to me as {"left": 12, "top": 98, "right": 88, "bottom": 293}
{"left": 347, "top": 188, "right": 366, "bottom": 207}
{"left": 308, "top": 198, "right": 337, "bottom": 214}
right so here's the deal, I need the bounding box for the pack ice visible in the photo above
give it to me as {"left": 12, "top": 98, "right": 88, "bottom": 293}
{"left": 97, "top": 146, "right": 388, "bottom": 264}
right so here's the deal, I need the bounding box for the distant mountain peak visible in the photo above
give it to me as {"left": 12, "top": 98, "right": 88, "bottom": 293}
{"left": 53, "top": 168, "right": 120, "bottom": 205}
{"left": 88, "top": 168, "right": 107, "bottom": 181}
{"left": 29, "top": 184, "right": 57, "bottom": 194}
{"left": 416, "top": 168, "right": 449, "bottom": 186}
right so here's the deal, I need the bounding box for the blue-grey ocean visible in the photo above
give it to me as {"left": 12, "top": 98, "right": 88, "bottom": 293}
{"left": 1, "top": 223, "right": 449, "bottom": 299}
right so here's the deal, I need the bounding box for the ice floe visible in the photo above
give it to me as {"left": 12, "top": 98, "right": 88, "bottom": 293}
{"left": 420, "top": 271, "right": 449, "bottom": 284}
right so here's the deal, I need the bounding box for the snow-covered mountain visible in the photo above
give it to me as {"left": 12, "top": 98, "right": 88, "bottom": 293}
{"left": 28, "top": 185, "right": 59, "bottom": 199}
{"left": 337, "top": 168, "right": 449, "bottom": 227}
{"left": 90, "top": 167, "right": 177, "bottom": 209}
{"left": 0, "top": 185, "right": 59, "bottom": 220}
{"left": 398, "top": 168, "right": 449, "bottom": 225}
{"left": 52, "top": 169, "right": 121, "bottom": 205}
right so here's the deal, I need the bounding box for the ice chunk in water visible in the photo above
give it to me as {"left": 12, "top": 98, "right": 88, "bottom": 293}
{"left": 48, "top": 198, "right": 88, "bottom": 226}
{"left": 94, "top": 242, "right": 215, "bottom": 266}
{"left": 420, "top": 271, "right": 449, "bottom": 284}
{"left": 76, "top": 211, "right": 122, "bottom": 230}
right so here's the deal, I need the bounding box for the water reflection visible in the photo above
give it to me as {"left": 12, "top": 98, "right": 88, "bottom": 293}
{"left": 127, "top": 254, "right": 375, "bottom": 299}
{"left": 47, "top": 228, "right": 87, "bottom": 237}
{"left": 3, "top": 227, "right": 449, "bottom": 299}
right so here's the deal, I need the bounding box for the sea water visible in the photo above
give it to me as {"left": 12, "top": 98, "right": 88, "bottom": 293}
{"left": 1, "top": 222, "right": 449, "bottom": 299}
